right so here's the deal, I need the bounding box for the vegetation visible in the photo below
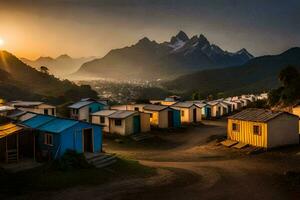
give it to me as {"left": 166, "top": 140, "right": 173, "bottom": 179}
{"left": 164, "top": 47, "right": 300, "bottom": 98}
{"left": 51, "top": 150, "right": 92, "bottom": 171}
{"left": 0, "top": 51, "right": 98, "bottom": 105}
{"left": 268, "top": 66, "right": 300, "bottom": 106}
{"left": 246, "top": 99, "right": 270, "bottom": 109}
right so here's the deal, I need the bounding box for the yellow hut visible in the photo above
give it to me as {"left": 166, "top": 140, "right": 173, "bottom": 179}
{"left": 227, "top": 108, "right": 299, "bottom": 148}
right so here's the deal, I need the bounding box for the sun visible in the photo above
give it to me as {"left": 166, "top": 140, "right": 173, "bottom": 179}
{"left": 0, "top": 38, "right": 4, "bottom": 46}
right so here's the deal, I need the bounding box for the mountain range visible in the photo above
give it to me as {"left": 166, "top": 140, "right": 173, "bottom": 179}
{"left": 0, "top": 51, "right": 97, "bottom": 103}
{"left": 21, "top": 55, "right": 96, "bottom": 77}
{"left": 71, "top": 31, "right": 253, "bottom": 80}
{"left": 163, "top": 47, "right": 300, "bottom": 98}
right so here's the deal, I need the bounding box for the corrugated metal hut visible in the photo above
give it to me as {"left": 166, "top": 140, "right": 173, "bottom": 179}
{"left": 68, "top": 99, "right": 106, "bottom": 122}
{"left": 21, "top": 115, "right": 103, "bottom": 159}
{"left": 8, "top": 101, "right": 56, "bottom": 116}
{"left": 143, "top": 105, "right": 181, "bottom": 128}
{"left": 171, "top": 102, "right": 203, "bottom": 123}
{"left": 108, "top": 110, "right": 138, "bottom": 135}
{"left": 227, "top": 108, "right": 299, "bottom": 148}
{"left": 91, "top": 110, "right": 150, "bottom": 135}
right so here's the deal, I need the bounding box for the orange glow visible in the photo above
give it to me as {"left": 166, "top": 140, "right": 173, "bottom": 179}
{"left": 0, "top": 38, "right": 4, "bottom": 46}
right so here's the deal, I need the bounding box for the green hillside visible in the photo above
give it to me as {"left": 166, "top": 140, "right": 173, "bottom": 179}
{"left": 0, "top": 51, "right": 98, "bottom": 103}
{"left": 163, "top": 47, "right": 300, "bottom": 98}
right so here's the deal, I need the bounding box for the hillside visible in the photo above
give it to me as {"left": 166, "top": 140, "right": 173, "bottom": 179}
{"left": 21, "top": 54, "right": 96, "bottom": 77}
{"left": 72, "top": 31, "right": 253, "bottom": 80}
{"left": 0, "top": 51, "right": 98, "bottom": 103}
{"left": 163, "top": 47, "right": 300, "bottom": 97}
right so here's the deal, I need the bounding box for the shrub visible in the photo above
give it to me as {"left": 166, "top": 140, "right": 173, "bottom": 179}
{"left": 51, "top": 150, "right": 92, "bottom": 171}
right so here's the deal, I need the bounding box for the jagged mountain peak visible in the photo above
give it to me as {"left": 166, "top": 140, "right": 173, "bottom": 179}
{"left": 175, "top": 31, "right": 189, "bottom": 42}
{"left": 198, "top": 34, "right": 210, "bottom": 46}
{"left": 74, "top": 31, "right": 254, "bottom": 80}
{"left": 236, "top": 48, "right": 253, "bottom": 59}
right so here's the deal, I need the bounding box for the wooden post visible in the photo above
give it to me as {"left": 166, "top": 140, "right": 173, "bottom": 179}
{"left": 16, "top": 134, "right": 19, "bottom": 162}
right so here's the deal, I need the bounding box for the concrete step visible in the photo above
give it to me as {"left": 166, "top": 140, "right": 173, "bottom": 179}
{"left": 94, "top": 159, "right": 117, "bottom": 168}
{"left": 85, "top": 153, "right": 117, "bottom": 168}
{"left": 92, "top": 155, "right": 117, "bottom": 166}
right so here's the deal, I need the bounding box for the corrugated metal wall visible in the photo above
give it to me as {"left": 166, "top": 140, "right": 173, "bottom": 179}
{"left": 228, "top": 119, "right": 268, "bottom": 147}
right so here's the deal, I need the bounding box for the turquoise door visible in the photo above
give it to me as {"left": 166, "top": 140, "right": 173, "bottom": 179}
{"left": 133, "top": 116, "right": 141, "bottom": 134}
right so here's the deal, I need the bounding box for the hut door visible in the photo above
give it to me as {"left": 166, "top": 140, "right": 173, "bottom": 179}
{"left": 206, "top": 107, "right": 211, "bottom": 119}
{"left": 168, "top": 111, "right": 174, "bottom": 128}
{"left": 193, "top": 108, "right": 197, "bottom": 122}
{"left": 83, "top": 128, "right": 93, "bottom": 152}
{"left": 133, "top": 116, "right": 141, "bottom": 134}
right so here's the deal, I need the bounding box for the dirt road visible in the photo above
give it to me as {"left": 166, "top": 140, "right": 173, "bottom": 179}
{"left": 18, "top": 120, "right": 300, "bottom": 200}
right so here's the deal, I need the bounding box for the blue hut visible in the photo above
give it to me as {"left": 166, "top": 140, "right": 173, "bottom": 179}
{"left": 21, "top": 114, "right": 102, "bottom": 159}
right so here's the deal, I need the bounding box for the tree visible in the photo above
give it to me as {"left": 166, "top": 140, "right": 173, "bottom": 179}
{"left": 278, "top": 65, "right": 299, "bottom": 87}
{"left": 269, "top": 66, "right": 300, "bottom": 106}
{"left": 192, "top": 92, "right": 200, "bottom": 100}
{"left": 40, "top": 66, "right": 49, "bottom": 74}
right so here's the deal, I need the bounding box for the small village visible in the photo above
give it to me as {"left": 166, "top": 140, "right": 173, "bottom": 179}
{"left": 0, "top": 92, "right": 299, "bottom": 162}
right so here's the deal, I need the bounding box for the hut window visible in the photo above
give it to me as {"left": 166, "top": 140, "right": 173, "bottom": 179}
{"left": 150, "top": 113, "right": 153, "bottom": 118}
{"left": 253, "top": 125, "right": 261, "bottom": 135}
{"left": 134, "top": 107, "right": 139, "bottom": 111}
{"left": 115, "top": 119, "right": 122, "bottom": 126}
{"left": 232, "top": 123, "right": 239, "bottom": 132}
{"left": 100, "top": 116, "right": 105, "bottom": 123}
{"left": 181, "top": 110, "right": 185, "bottom": 117}
{"left": 73, "top": 109, "right": 79, "bottom": 115}
{"left": 44, "top": 134, "right": 53, "bottom": 146}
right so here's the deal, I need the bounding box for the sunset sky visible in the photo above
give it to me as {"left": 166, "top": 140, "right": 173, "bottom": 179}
{"left": 0, "top": 0, "right": 299, "bottom": 59}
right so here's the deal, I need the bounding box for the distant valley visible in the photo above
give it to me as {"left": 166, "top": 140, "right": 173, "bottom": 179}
{"left": 21, "top": 55, "right": 96, "bottom": 77}
{"left": 71, "top": 31, "right": 253, "bottom": 81}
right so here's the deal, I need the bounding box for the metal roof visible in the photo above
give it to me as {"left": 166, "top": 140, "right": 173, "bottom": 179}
{"left": 143, "top": 104, "right": 168, "bottom": 111}
{"left": 228, "top": 108, "right": 297, "bottom": 122}
{"left": 21, "top": 114, "right": 103, "bottom": 133}
{"left": 91, "top": 110, "right": 117, "bottom": 116}
{"left": 172, "top": 102, "right": 195, "bottom": 108}
{"left": 68, "top": 101, "right": 93, "bottom": 109}
{"left": 9, "top": 101, "right": 44, "bottom": 108}
{"left": 0, "top": 123, "right": 24, "bottom": 139}
{"left": 207, "top": 101, "right": 220, "bottom": 106}
{"left": 22, "top": 115, "right": 55, "bottom": 128}
{"left": 38, "top": 118, "right": 79, "bottom": 133}
{"left": 7, "top": 109, "right": 27, "bottom": 118}
{"left": 108, "top": 110, "right": 137, "bottom": 119}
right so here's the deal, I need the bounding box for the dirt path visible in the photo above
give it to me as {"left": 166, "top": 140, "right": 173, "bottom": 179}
{"left": 14, "top": 120, "right": 300, "bottom": 200}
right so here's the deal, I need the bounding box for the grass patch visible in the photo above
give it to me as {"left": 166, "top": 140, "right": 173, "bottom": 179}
{"left": 0, "top": 158, "right": 156, "bottom": 198}
{"left": 104, "top": 134, "right": 178, "bottom": 150}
